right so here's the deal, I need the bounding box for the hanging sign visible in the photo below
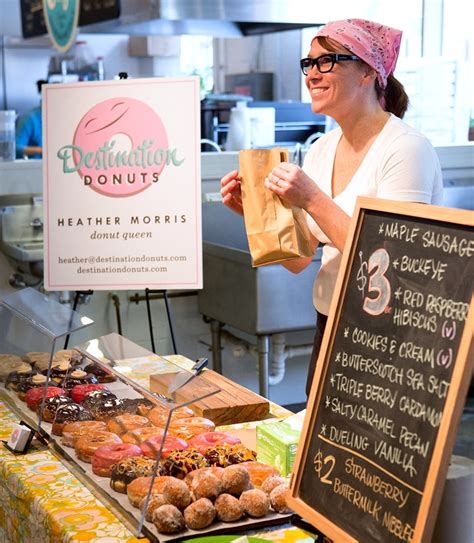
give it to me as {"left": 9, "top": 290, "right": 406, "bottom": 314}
{"left": 21, "top": 0, "right": 120, "bottom": 39}
{"left": 42, "top": 0, "right": 80, "bottom": 52}
{"left": 288, "top": 197, "right": 474, "bottom": 543}
{"left": 42, "top": 77, "right": 202, "bottom": 291}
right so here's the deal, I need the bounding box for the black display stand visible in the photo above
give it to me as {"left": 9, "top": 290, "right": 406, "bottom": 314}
{"left": 1, "top": 420, "right": 49, "bottom": 455}
{"left": 145, "top": 288, "right": 178, "bottom": 355}
{"left": 64, "top": 288, "right": 178, "bottom": 355}
{"left": 64, "top": 290, "right": 94, "bottom": 348}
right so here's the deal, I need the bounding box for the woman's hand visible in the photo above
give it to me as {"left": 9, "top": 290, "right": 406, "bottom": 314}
{"left": 264, "top": 162, "right": 319, "bottom": 210}
{"left": 220, "top": 169, "right": 243, "bottom": 216}
{"left": 265, "top": 162, "right": 351, "bottom": 253}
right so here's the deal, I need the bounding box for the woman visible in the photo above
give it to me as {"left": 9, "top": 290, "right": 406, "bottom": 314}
{"left": 220, "top": 19, "right": 443, "bottom": 396}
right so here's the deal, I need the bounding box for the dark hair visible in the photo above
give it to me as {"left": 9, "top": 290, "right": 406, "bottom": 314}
{"left": 375, "top": 75, "right": 409, "bottom": 119}
{"left": 315, "top": 36, "right": 409, "bottom": 118}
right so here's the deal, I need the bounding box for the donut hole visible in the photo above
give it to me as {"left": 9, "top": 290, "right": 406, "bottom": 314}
{"left": 183, "top": 498, "right": 216, "bottom": 530}
{"left": 270, "top": 483, "right": 292, "bottom": 514}
{"left": 215, "top": 493, "right": 244, "bottom": 522}
{"left": 261, "top": 475, "right": 287, "bottom": 495}
{"left": 191, "top": 471, "right": 223, "bottom": 501}
{"left": 239, "top": 488, "right": 270, "bottom": 518}
{"left": 152, "top": 504, "right": 185, "bottom": 534}
{"left": 162, "top": 478, "right": 192, "bottom": 510}
{"left": 221, "top": 464, "right": 250, "bottom": 495}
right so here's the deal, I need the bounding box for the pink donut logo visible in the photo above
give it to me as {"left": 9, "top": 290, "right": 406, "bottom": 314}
{"left": 69, "top": 97, "right": 170, "bottom": 197}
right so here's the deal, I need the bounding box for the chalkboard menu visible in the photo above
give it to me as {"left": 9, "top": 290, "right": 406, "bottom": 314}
{"left": 289, "top": 197, "right": 474, "bottom": 543}
{"left": 20, "top": 0, "right": 120, "bottom": 38}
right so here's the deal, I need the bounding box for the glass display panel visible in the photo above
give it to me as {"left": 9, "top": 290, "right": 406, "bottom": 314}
{"left": 1, "top": 287, "right": 93, "bottom": 339}
{"left": 0, "top": 287, "right": 94, "bottom": 433}
{"left": 78, "top": 332, "right": 220, "bottom": 408}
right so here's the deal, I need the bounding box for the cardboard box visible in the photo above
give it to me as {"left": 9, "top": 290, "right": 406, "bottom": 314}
{"left": 256, "top": 418, "right": 302, "bottom": 476}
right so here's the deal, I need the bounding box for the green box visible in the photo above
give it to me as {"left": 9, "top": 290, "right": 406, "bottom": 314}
{"left": 256, "top": 419, "right": 301, "bottom": 476}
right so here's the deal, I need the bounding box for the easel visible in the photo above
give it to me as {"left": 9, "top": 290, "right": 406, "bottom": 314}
{"left": 64, "top": 290, "right": 94, "bottom": 348}
{"left": 63, "top": 289, "right": 178, "bottom": 355}
{"left": 144, "top": 288, "right": 178, "bottom": 355}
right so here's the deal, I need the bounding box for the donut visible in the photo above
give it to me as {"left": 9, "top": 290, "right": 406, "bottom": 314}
{"left": 110, "top": 456, "right": 159, "bottom": 494}
{"left": 89, "top": 396, "right": 128, "bottom": 421}
{"left": 148, "top": 404, "right": 194, "bottom": 426}
{"left": 215, "top": 493, "right": 244, "bottom": 522}
{"left": 37, "top": 395, "right": 73, "bottom": 423}
{"left": 28, "top": 351, "right": 79, "bottom": 373}
{"left": 204, "top": 443, "right": 257, "bottom": 468}
{"left": 241, "top": 461, "right": 279, "bottom": 488}
{"left": 165, "top": 417, "right": 215, "bottom": 441}
{"left": 72, "top": 97, "right": 169, "bottom": 197}
{"left": 270, "top": 483, "right": 292, "bottom": 514}
{"left": 127, "top": 476, "right": 175, "bottom": 508}
{"left": 188, "top": 431, "right": 241, "bottom": 455}
{"left": 191, "top": 470, "right": 223, "bottom": 501}
{"left": 184, "top": 467, "right": 224, "bottom": 490}
{"left": 122, "top": 397, "right": 154, "bottom": 417}
{"left": 53, "top": 349, "right": 83, "bottom": 366}
{"left": 239, "top": 488, "right": 270, "bottom": 518}
{"left": 70, "top": 383, "right": 109, "bottom": 403}
{"left": 140, "top": 434, "right": 188, "bottom": 460}
{"left": 51, "top": 403, "right": 93, "bottom": 436}
{"left": 75, "top": 430, "right": 122, "bottom": 463}
{"left": 92, "top": 442, "right": 142, "bottom": 477}
{"left": 25, "top": 386, "right": 67, "bottom": 410}
{"left": 160, "top": 449, "right": 209, "bottom": 479}
{"left": 122, "top": 426, "right": 164, "bottom": 445}
{"left": 23, "top": 352, "right": 52, "bottom": 371}
{"left": 152, "top": 504, "right": 185, "bottom": 534}
{"left": 83, "top": 362, "right": 116, "bottom": 383}
{"left": 107, "top": 414, "right": 150, "bottom": 436}
{"left": 61, "top": 420, "right": 107, "bottom": 447}
{"left": 183, "top": 498, "right": 216, "bottom": 530}
{"left": 140, "top": 494, "right": 166, "bottom": 522}
{"left": 46, "top": 361, "right": 71, "bottom": 384}
{"left": 5, "top": 364, "right": 34, "bottom": 391}
{"left": 18, "top": 374, "right": 51, "bottom": 401}
{"left": 221, "top": 464, "right": 251, "bottom": 495}
{"left": 162, "top": 478, "right": 192, "bottom": 509}
{"left": 0, "top": 354, "right": 26, "bottom": 381}
{"left": 261, "top": 475, "right": 287, "bottom": 495}
{"left": 61, "top": 369, "right": 98, "bottom": 391}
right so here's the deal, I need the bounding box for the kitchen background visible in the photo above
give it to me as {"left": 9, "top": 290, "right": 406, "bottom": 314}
{"left": 0, "top": 0, "right": 473, "bottom": 413}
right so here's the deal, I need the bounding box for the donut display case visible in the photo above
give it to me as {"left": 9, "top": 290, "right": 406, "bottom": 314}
{"left": 0, "top": 289, "right": 294, "bottom": 541}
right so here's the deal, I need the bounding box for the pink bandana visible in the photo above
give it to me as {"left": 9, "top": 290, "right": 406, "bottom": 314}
{"left": 313, "top": 19, "right": 402, "bottom": 89}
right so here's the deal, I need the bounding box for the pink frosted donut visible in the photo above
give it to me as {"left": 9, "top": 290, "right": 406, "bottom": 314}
{"left": 188, "top": 432, "right": 241, "bottom": 455}
{"left": 140, "top": 434, "right": 188, "bottom": 460}
{"left": 72, "top": 97, "right": 169, "bottom": 197}
{"left": 92, "top": 442, "right": 142, "bottom": 477}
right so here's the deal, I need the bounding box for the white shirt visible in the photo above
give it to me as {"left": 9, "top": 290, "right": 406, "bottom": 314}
{"left": 303, "top": 114, "right": 443, "bottom": 315}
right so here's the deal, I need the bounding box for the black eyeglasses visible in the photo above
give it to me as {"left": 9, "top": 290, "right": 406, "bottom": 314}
{"left": 300, "top": 54, "right": 360, "bottom": 75}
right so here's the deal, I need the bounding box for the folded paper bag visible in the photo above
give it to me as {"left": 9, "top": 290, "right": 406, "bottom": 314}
{"left": 239, "top": 148, "right": 313, "bottom": 266}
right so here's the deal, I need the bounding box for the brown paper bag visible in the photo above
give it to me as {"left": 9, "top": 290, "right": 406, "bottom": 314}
{"left": 239, "top": 148, "right": 313, "bottom": 267}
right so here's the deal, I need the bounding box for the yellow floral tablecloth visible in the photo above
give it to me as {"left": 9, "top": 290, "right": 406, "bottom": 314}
{"left": 0, "top": 399, "right": 316, "bottom": 543}
{"left": 0, "top": 399, "right": 146, "bottom": 543}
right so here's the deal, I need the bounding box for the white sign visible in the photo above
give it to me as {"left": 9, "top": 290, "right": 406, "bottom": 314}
{"left": 43, "top": 77, "right": 202, "bottom": 291}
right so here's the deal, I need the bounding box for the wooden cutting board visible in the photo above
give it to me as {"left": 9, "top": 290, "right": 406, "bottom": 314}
{"left": 149, "top": 369, "right": 270, "bottom": 425}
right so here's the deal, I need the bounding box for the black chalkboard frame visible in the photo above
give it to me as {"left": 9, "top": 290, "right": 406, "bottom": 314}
{"left": 288, "top": 196, "right": 474, "bottom": 543}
